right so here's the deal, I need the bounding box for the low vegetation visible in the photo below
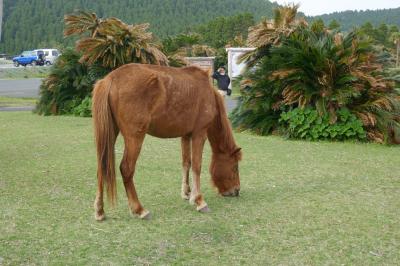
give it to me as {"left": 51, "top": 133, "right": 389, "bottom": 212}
{"left": 35, "top": 49, "right": 104, "bottom": 115}
{"left": 0, "top": 67, "right": 50, "bottom": 79}
{"left": 33, "top": 5, "right": 399, "bottom": 145}
{"left": 36, "top": 11, "right": 168, "bottom": 116}
{"left": 0, "top": 97, "right": 36, "bottom": 107}
{"left": 232, "top": 5, "right": 400, "bottom": 144}
{"left": 1, "top": 112, "right": 399, "bottom": 264}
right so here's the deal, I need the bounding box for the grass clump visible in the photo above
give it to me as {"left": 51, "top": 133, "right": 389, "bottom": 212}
{"left": 0, "top": 67, "right": 50, "bottom": 79}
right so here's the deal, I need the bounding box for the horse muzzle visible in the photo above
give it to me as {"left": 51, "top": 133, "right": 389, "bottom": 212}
{"left": 222, "top": 188, "right": 240, "bottom": 197}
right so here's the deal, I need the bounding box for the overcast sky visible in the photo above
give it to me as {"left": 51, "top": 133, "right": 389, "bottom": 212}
{"left": 273, "top": 0, "right": 400, "bottom": 16}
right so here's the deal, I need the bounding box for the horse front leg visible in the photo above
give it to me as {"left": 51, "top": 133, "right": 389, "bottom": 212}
{"left": 189, "top": 131, "right": 209, "bottom": 212}
{"left": 181, "top": 135, "right": 191, "bottom": 200}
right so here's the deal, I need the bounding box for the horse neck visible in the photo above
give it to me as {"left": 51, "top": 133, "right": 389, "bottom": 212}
{"left": 207, "top": 96, "right": 237, "bottom": 155}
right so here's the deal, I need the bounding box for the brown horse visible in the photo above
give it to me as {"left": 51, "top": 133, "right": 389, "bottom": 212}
{"left": 92, "top": 63, "right": 242, "bottom": 221}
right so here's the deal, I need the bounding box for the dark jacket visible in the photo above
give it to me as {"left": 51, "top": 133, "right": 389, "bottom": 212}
{"left": 212, "top": 72, "right": 231, "bottom": 91}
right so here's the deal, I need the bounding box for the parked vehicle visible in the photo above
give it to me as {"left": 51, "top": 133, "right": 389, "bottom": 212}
{"left": 36, "top": 49, "right": 60, "bottom": 65}
{"left": 13, "top": 50, "right": 45, "bottom": 67}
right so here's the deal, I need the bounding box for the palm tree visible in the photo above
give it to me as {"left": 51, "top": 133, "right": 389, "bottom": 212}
{"left": 240, "top": 4, "right": 307, "bottom": 66}
{"left": 162, "top": 34, "right": 215, "bottom": 67}
{"left": 232, "top": 24, "right": 400, "bottom": 143}
{"left": 64, "top": 11, "right": 168, "bottom": 69}
{"left": 64, "top": 11, "right": 103, "bottom": 38}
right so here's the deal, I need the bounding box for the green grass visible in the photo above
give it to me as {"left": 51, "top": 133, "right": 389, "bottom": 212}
{"left": 0, "top": 59, "right": 13, "bottom": 65}
{"left": 0, "top": 67, "right": 50, "bottom": 79}
{"left": 1, "top": 112, "right": 399, "bottom": 265}
{"left": 0, "top": 97, "right": 36, "bottom": 107}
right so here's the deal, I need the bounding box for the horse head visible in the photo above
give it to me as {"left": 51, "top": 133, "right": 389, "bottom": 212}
{"left": 210, "top": 147, "right": 242, "bottom": 197}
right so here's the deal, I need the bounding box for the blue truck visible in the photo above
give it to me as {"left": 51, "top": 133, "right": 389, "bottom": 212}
{"left": 13, "top": 50, "right": 45, "bottom": 67}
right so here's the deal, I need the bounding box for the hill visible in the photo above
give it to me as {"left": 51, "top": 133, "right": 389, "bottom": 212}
{"left": 1, "top": 1, "right": 398, "bottom": 55}
{"left": 310, "top": 7, "right": 400, "bottom": 31}
{"left": 0, "top": 0, "right": 278, "bottom": 54}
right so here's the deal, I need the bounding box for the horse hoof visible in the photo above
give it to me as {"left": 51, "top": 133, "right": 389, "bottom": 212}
{"left": 189, "top": 197, "right": 196, "bottom": 205}
{"left": 95, "top": 212, "right": 106, "bottom": 221}
{"left": 181, "top": 193, "right": 190, "bottom": 200}
{"left": 197, "top": 205, "right": 210, "bottom": 213}
{"left": 139, "top": 210, "right": 151, "bottom": 220}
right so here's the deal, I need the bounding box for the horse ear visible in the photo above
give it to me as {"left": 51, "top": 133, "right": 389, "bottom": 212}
{"left": 231, "top": 147, "right": 242, "bottom": 160}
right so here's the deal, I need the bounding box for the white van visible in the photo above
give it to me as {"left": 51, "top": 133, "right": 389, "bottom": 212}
{"left": 35, "top": 49, "right": 61, "bottom": 65}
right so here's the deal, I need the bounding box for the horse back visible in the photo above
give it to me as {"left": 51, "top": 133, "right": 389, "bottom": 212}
{"left": 106, "top": 64, "right": 218, "bottom": 138}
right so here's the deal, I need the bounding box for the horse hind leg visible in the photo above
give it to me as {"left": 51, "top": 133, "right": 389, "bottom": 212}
{"left": 120, "top": 133, "right": 151, "bottom": 220}
{"left": 181, "top": 136, "right": 191, "bottom": 200}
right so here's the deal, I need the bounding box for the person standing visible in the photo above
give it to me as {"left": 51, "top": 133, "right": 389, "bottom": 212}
{"left": 212, "top": 67, "right": 231, "bottom": 97}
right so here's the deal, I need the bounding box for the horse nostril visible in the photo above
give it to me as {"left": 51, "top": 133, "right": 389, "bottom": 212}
{"left": 234, "top": 189, "right": 240, "bottom": 196}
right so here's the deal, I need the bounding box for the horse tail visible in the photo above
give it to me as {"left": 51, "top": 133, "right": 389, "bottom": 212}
{"left": 92, "top": 78, "right": 117, "bottom": 206}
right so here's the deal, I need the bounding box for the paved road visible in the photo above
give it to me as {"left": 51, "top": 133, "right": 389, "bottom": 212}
{"left": 0, "top": 79, "right": 42, "bottom": 98}
{"left": 0, "top": 64, "right": 15, "bottom": 69}
{"left": 0, "top": 78, "right": 238, "bottom": 112}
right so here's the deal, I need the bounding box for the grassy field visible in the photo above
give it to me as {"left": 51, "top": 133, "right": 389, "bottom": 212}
{"left": 0, "top": 97, "right": 36, "bottom": 107}
{"left": 1, "top": 112, "right": 399, "bottom": 265}
{"left": 0, "top": 67, "right": 50, "bottom": 79}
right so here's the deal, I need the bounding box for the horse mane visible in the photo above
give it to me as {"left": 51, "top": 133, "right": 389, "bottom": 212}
{"left": 207, "top": 90, "right": 238, "bottom": 155}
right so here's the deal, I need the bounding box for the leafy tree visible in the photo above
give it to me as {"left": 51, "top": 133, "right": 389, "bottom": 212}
{"left": 196, "top": 13, "right": 255, "bottom": 49}
{"left": 161, "top": 33, "right": 216, "bottom": 67}
{"left": 162, "top": 34, "right": 201, "bottom": 55}
{"left": 328, "top": 20, "right": 341, "bottom": 31}
{"left": 356, "top": 22, "right": 400, "bottom": 67}
{"left": 311, "top": 8, "right": 400, "bottom": 32}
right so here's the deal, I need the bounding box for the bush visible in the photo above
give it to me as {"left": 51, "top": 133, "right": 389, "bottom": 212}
{"left": 35, "top": 48, "right": 108, "bottom": 116}
{"left": 279, "top": 107, "right": 366, "bottom": 141}
{"left": 232, "top": 24, "right": 400, "bottom": 144}
{"left": 36, "top": 12, "right": 169, "bottom": 117}
{"left": 71, "top": 96, "right": 92, "bottom": 117}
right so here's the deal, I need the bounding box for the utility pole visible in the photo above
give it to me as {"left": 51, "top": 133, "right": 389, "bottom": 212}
{"left": 0, "top": 0, "right": 3, "bottom": 42}
{"left": 397, "top": 39, "right": 399, "bottom": 68}
{"left": 391, "top": 32, "right": 400, "bottom": 68}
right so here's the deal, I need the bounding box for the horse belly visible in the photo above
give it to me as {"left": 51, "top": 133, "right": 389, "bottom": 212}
{"left": 147, "top": 113, "right": 196, "bottom": 138}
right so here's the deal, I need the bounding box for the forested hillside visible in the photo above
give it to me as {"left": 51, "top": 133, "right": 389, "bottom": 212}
{"left": 311, "top": 8, "right": 400, "bottom": 31}
{"left": 0, "top": 0, "right": 277, "bottom": 54}
{"left": 1, "top": 0, "right": 399, "bottom": 55}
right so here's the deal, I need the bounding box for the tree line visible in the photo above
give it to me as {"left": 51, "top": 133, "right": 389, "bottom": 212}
{"left": 0, "top": 0, "right": 276, "bottom": 54}
{"left": 310, "top": 7, "right": 400, "bottom": 31}
{"left": 1, "top": 0, "right": 399, "bottom": 55}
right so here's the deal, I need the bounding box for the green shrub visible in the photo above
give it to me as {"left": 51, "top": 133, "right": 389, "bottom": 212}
{"left": 279, "top": 107, "right": 366, "bottom": 141}
{"left": 71, "top": 96, "right": 92, "bottom": 117}
{"left": 35, "top": 48, "right": 108, "bottom": 115}
{"left": 232, "top": 24, "right": 400, "bottom": 144}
